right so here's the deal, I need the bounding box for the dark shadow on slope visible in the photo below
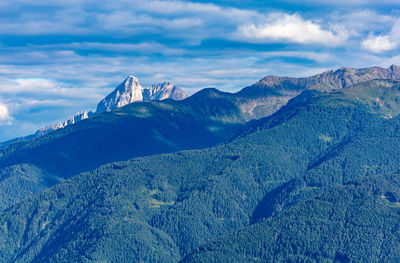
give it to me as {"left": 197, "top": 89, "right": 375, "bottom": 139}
{"left": 251, "top": 178, "right": 309, "bottom": 223}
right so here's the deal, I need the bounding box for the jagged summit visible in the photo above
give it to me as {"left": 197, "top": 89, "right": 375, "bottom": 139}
{"left": 34, "top": 76, "right": 187, "bottom": 136}
{"left": 96, "top": 76, "right": 187, "bottom": 113}
{"left": 36, "top": 110, "right": 94, "bottom": 136}
{"left": 145, "top": 82, "right": 187, "bottom": 101}
{"left": 96, "top": 76, "right": 144, "bottom": 113}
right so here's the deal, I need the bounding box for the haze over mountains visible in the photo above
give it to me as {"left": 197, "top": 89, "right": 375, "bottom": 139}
{"left": 1, "top": 65, "right": 400, "bottom": 262}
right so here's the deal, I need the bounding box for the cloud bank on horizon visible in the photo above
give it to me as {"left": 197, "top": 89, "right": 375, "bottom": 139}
{"left": 0, "top": 0, "right": 399, "bottom": 140}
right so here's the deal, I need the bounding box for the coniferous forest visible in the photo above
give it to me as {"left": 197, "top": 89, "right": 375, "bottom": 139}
{"left": 1, "top": 74, "right": 400, "bottom": 262}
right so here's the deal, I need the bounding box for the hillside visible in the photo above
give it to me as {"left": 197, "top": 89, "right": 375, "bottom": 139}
{"left": 1, "top": 80, "right": 400, "bottom": 262}
{"left": 0, "top": 66, "right": 399, "bottom": 210}
{"left": 0, "top": 88, "right": 246, "bottom": 209}
{"left": 183, "top": 175, "right": 400, "bottom": 262}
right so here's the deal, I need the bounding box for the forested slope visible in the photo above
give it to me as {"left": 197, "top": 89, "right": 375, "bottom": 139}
{"left": 0, "top": 66, "right": 399, "bottom": 211}
{"left": 0, "top": 88, "right": 245, "bottom": 210}
{"left": 1, "top": 80, "right": 400, "bottom": 262}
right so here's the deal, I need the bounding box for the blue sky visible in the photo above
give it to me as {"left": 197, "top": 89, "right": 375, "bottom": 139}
{"left": 0, "top": 0, "right": 400, "bottom": 141}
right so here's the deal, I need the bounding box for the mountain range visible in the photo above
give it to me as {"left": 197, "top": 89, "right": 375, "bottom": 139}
{"left": 0, "top": 77, "right": 187, "bottom": 149}
{"left": 1, "top": 65, "right": 400, "bottom": 262}
{"left": 2, "top": 65, "right": 399, "bottom": 149}
{"left": 1, "top": 65, "right": 399, "bottom": 210}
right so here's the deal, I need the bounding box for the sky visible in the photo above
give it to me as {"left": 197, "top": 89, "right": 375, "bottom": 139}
{"left": 0, "top": 0, "right": 400, "bottom": 141}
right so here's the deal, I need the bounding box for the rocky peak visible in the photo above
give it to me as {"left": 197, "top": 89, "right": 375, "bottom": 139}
{"left": 31, "top": 76, "right": 187, "bottom": 140}
{"left": 36, "top": 110, "right": 94, "bottom": 136}
{"left": 96, "top": 76, "right": 144, "bottom": 113}
{"left": 96, "top": 77, "right": 187, "bottom": 113}
{"left": 144, "top": 82, "right": 187, "bottom": 101}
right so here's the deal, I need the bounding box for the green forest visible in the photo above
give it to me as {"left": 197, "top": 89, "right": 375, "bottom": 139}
{"left": 1, "top": 79, "right": 400, "bottom": 262}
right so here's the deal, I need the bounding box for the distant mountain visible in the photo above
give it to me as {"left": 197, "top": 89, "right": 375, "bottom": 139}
{"left": 44, "top": 76, "right": 187, "bottom": 132}
{"left": 0, "top": 66, "right": 400, "bottom": 210}
{"left": 5, "top": 65, "right": 398, "bottom": 149}
{"left": 0, "top": 77, "right": 187, "bottom": 148}
{"left": 0, "top": 111, "right": 94, "bottom": 150}
{"left": 2, "top": 79, "right": 400, "bottom": 262}
{"left": 37, "top": 110, "right": 95, "bottom": 134}
{"left": 237, "top": 64, "right": 400, "bottom": 118}
{"left": 145, "top": 81, "right": 187, "bottom": 100}
{"left": 96, "top": 76, "right": 187, "bottom": 113}
{"left": 252, "top": 64, "right": 400, "bottom": 91}
{"left": 0, "top": 87, "right": 247, "bottom": 209}
{"left": 2, "top": 65, "right": 398, "bottom": 148}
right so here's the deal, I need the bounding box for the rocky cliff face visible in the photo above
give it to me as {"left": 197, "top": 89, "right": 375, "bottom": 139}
{"left": 96, "top": 76, "right": 187, "bottom": 113}
{"left": 96, "top": 76, "right": 144, "bottom": 113}
{"left": 144, "top": 82, "right": 187, "bottom": 101}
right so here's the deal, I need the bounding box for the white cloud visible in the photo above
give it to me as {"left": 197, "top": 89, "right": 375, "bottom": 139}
{"left": 0, "top": 0, "right": 399, "bottom": 141}
{"left": 0, "top": 78, "right": 100, "bottom": 99}
{"left": 361, "top": 18, "right": 400, "bottom": 53}
{"left": 361, "top": 35, "right": 396, "bottom": 53}
{"left": 234, "top": 13, "right": 348, "bottom": 46}
{"left": 0, "top": 0, "right": 258, "bottom": 41}
{"left": 45, "top": 42, "right": 186, "bottom": 55}
{"left": 259, "top": 51, "right": 333, "bottom": 63}
{"left": 0, "top": 102, "right": 12, "bottom": 124}
{"left": 329, "top": 10, "right": 395, "bottom": 40}
{"left": 282, "top": 0, "right": 400, "bottom": 4}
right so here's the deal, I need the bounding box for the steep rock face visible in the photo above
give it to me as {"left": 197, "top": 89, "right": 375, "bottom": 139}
{"left": 144, "top": 82, "right": 187, "bottom": 101}
{"left": 96, "top": 77, "right": 187, "bottom": 113}
{"left": 96, "top": 76, "right": 144, "bottom": 113}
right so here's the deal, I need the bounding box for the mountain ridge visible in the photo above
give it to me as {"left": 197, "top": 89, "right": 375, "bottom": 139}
{"left": 0, "top": 66, "right": 399, "bottom": 210}
{"left": 0, "top": 77, "right": 187, "bottom": 148}
{"left": 2, "top": 79, "right": 400, "bottom": 261}
{"left": 4, "top": 64, "right": 399, "bottom": 149}
{"left": 254, "top": 64, "right": 400, "bottom": 91}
